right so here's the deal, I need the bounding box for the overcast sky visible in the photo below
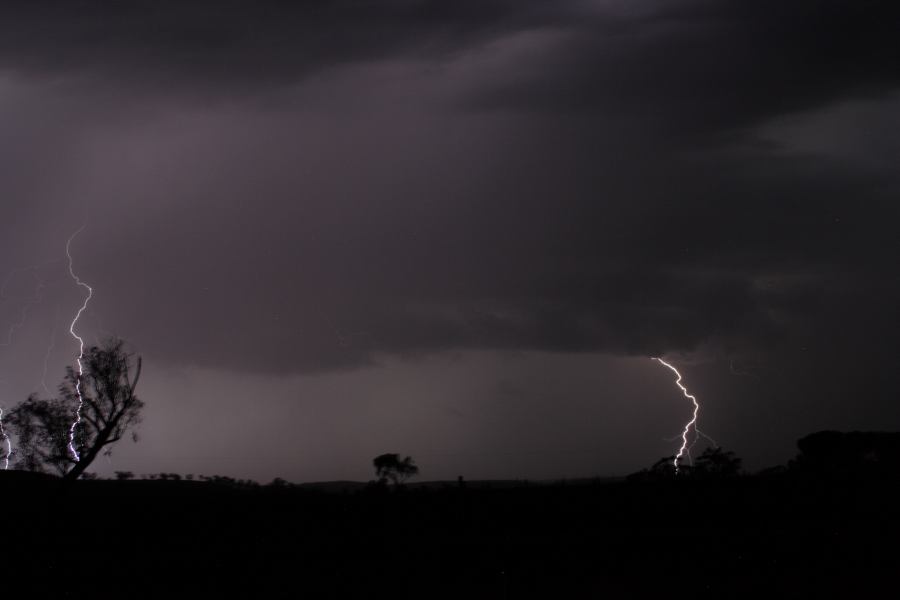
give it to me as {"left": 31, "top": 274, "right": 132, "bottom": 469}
{"left": 0, "top": 0, "right": 898, "bottom": 482}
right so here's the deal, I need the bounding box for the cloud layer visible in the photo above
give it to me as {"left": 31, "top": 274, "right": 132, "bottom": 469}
{"left": 0, "top": 0, "right": 897, "bottom": 377}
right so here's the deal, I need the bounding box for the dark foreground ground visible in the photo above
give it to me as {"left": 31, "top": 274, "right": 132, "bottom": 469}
{"left": 2, "top": 471, "right": 898, "bottom": 598}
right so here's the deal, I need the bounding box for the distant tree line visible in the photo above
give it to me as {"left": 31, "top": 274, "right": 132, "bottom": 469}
{"left": 628, "top": 430, "right": 900, "bottom": 482}
{"left": 627, "top": 446, "right": 742, "bottom": 482}
{"left": 3, "top": 336, "right": 897, "bottom": 488}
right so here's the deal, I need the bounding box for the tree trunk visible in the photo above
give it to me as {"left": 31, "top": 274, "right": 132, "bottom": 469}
{"left": 63, "top": 428, "right": 111, "bottom": 481}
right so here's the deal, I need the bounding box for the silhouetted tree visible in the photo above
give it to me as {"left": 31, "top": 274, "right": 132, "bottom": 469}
{"left": 693, "top": 447, "right": 742, "bottom": 478}
{"left": 629, "top": 448, "right": 742, "bottom": 482}
{"left": 373, "top": 453, "right": 419, "bottom": 486}
{"left": 5, "top": 395, "right": 75, "bottom": 476}
{"left": 650, "top": 455, "right": 679, "bottom": 478}
{"left": 6, "top": 338, "right": 144, "bottom": 481}
{"left": 627, "top": 455, "right": 699, "bottom": 482}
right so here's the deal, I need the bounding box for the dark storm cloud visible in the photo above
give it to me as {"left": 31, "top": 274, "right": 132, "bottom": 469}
{"left": 0, "top": 0, "right": 556, "bottom": 88}
{"left": 75, "top": 122, "right": 896, "bottom": 374}
{"left": 471, "top": 0, "right": 900, "bottom": 134}
{"left": 1, "top": 0, "right": 898, "bottom": 376}
{"left": 2, "top": 0, "right": 898, "bottom": 128}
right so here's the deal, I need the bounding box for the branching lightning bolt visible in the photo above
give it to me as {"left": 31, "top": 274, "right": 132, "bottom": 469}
{"left": 652, "top": 357, "right": 715, "bottom": 474}
{"left": 66, "top": 227, "right": 93, "bottom": 462}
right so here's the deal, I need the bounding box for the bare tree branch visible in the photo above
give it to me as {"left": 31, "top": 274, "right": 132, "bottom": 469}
{"left": 5, "top": 338, "right": 145, "bottom": 480}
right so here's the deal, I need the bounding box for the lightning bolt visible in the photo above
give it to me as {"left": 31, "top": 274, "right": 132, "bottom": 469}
{"left": 0, "top": 406, "right": 9, "bottom": 470}
{"left": 66, "top": 227, "right": 94, "bottom": 462}
{"left": 652, "top": 357, "right": 714, "bottom": 474}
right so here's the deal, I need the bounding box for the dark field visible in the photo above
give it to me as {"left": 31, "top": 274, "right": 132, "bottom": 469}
{"left": 3, "top": 470, "right": 898, "bottom": 598}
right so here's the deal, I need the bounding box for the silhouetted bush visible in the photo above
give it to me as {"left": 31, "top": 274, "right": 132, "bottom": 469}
{"left": 693, "top": 447, "right": 742, "bottom": 478}
{"left": 373, "top": 453, "right": 419, "bottom": 486}
{"left": 627, "top": 455, "right": 678, "bottom": 482}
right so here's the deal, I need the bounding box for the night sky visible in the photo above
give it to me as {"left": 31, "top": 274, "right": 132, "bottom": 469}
{"left": 0, "top": 0, "right": 898, "bottom": 482}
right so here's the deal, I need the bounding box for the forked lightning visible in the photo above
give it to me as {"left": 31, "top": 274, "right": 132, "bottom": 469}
{"left": 652, "top": 357, "right": 714, "bottom": 473}
{"left": 66, "top": 227, "right": 94, "bottom": 462}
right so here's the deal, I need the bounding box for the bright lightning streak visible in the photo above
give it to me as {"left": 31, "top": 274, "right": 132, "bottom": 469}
{"left": 66, "top": 227, "right": 94, "bottom": 462}
{"left": 652, "top": 357, "right": 705, "bottom": 474}
{"left": 0, "top": 407, "right": 9, "bottom": 470}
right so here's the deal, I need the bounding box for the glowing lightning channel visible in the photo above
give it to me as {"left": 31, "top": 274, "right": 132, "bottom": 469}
{"left": 66, "top": 227, "right": 93, "bottom": 462}
{"left": 0, "top": 407, "right": 9, "bottom": 470}
{"left": 652, "top": 357, "right": 705, "bottom": 474}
